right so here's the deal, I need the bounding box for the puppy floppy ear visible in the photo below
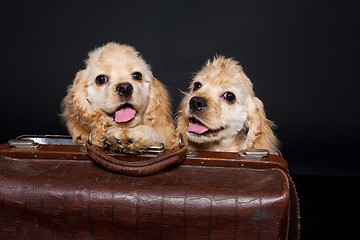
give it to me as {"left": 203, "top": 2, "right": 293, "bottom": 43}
{"left": 61, "top": 69, "right": 105, "bottom": 144}
{"left": 144, "top": 77, "right": 176, "bottom": 148}
{"left": 244, "top": 96, "right": 278, "bottom": 154}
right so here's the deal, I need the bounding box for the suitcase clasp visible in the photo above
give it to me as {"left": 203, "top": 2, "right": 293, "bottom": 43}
{"left": 238, "top": 149, "right": 270, "bottom": 159}
{"left": 8, "top": 139, "right": 39, "bottom": 149}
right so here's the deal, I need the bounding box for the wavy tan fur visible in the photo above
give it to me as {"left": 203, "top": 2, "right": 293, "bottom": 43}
{"left": 61, "top": 42, "right": 176, "bottom": 152}
{"left": 176, "top": 56, "right": 279, "bottom": 154}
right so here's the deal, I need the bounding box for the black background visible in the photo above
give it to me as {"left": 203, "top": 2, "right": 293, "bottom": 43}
{"left": 1, "top": 0, "right": 359, "bottom": 177}
{"left": 1, "top": 0, "right": 359, "bottom": 238}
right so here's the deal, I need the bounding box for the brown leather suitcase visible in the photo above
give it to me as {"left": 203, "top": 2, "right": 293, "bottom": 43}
{"left": 0, "top": 135, "right": 300, "bottom": 240}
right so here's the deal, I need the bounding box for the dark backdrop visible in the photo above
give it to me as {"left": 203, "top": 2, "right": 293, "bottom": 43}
{"left": 1, "top": 0, "right": 359, "bottom": 177}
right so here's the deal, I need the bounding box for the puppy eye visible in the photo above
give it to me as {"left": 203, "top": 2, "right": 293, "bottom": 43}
{"left": 222, "top": 92, "right": 236, "bottom": 102}
{"left": 95, "top": 75, "right": 108, "bottom": 85}
{"left": 132, "top": 72, "right": 142, "bottom": 81}
{"left": 193, "top": 82, "right": 202, "bottom": 91}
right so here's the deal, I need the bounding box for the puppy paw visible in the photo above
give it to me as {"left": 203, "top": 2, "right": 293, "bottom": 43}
{"left": 105, "top": 125, "right": 166, "bottom": 153}
{"left": 104, "top": 127, "right": 127, "bottom": 152}
{"left": 124, "top": 125, "right": 166, "bottom": 153}
{"left": 89, "top": 132, "right": 106, "bottom": 148}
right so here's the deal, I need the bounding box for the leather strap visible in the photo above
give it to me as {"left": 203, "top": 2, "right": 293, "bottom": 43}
{"left": 85, "top": 141, "right": 187, "bottom": 176}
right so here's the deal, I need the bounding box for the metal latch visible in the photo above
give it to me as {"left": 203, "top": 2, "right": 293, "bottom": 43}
{"left": 238, "top": 149, "right": 270, "bottom": 159}
{"left": 141, "top": 143, "right": 165, "bottom": 154}
{"left": 15, "top": 135, "right": 77, "bottom": 145}
{"left": 178, "top": 134, "right": 198, "bottom": 157}
{"left": 8, "top": 139, "right": 39, "bottom": 149}
{"left": 113, "top": 138, "right": 165, "bottom": 155}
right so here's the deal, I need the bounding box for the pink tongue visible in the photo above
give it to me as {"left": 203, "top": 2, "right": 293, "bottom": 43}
{"left": 187, "top": 122, "right": 209, "bottom": 135}
{"left": 115, "top": 107, "right": 136, "bottom": 123}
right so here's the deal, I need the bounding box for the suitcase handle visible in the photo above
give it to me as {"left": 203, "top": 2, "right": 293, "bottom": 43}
{"left": 85, "top": 140, "right": 187, "bottom": 176}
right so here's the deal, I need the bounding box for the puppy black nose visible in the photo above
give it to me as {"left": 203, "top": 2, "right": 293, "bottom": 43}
{"left": 116, "top": 83, "right": 133, "bottom": 96}
{"left": 189, "top": 97, "right": 207, "bottom": 111}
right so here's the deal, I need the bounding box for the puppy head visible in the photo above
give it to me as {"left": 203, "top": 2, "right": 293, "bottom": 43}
{"left": 83, "top": 42, "right": 153, "bottom": 127}
{"left": 179, "top": 56, "right": 255, "bottom": 144}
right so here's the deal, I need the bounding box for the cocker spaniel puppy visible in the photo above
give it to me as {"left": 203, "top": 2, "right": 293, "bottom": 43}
{"left": 62, "top": 42, "right": 176, "bottom": 153}
{"left": 176, "top": 56, "right": 279, "bottom": 154}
